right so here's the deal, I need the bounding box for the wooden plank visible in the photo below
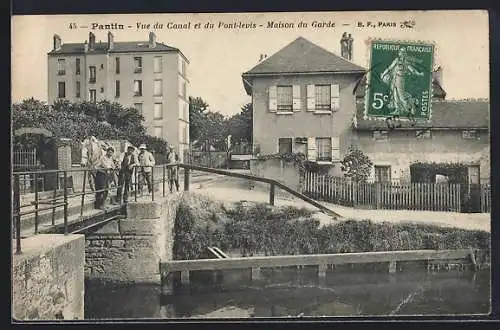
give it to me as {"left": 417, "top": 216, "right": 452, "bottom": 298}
{"left": 160, "top": 249, "right": 472, "bottom": 273}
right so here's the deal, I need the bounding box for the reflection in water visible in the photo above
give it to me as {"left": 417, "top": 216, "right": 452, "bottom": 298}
{"left": 85, "top": 267, "right": 490, "bottom": 319}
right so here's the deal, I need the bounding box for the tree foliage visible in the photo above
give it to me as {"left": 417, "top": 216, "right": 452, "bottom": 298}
{"left": 12, "top": 98, "right": 168, "bottom": 154}
{"left": 227, "top": 103, "right": 252, "bottom": 143}
{"left": 340, "top": 145, "right": 374, "bottom": 182}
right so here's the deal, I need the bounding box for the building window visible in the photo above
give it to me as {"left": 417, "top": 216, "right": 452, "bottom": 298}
{"left": 315, "top": 85, "right": 331, "bottom": 111}
{"left": 315, "top": 137, "right": 332, "bottom": 162}
{"left": 182, "top": 81, "right": 187, "bottom": 98}
{"left": 153, "top": 126, "right": 163, "bottom": 138}
{"left": 373, "top": 130, "right": 389, "bottom": 141}
{"left": 134, "top": 57, "right": 142, "bottom": 73}
{"left": 100, "top": 64, "right": 104, "bottom": 69}
{"left": 115, "top": 57, "right": 120, "bottom": 74}
{"left": 184, "top": 125, "right": 189, "bottom": 143}
{"left": 134, "top": 103, "right": 143, "bottom": 114}
{"left": 278, "top": 138, "right": 293, "bottom": 154}
{"left": 115, "top": 80, "right": 120, "bottom": 98}
{"left": 89, "top": 66, "right": 96, "bottom": 83}
{"left": 76, "top": 81, "right": 81, "bottom": 98}
{"left": 134, "top": 80, "right": 142, "bottom": 96}
{"left": 89, "top": 89, "right": 96, "bottom": 102}
{"left": 154, "top": 79, "right": 163, "bottom": 96}
{"left": 154, "top": 102, "right": 163, "bottom": 119}
{"left": 462, "top": 130, "right": 479, "bottom": 139}
{"left": 375, "top": 165, "right": 391, "bottom": 183}
{"left": 153, "top": 56, "right": 162, "bottom": 73}
{"left": 58, "top": 82, "right": 65, "bottom": 98}
{"left": 57, "top": 59, "right": 66, "bottom": 75}
{"left": 100, "top": 87, "right": 104, "bottom": 93}
{"left": 184, "top": 103, "right": 189, "bottom": 122}
{"left": 416, "top": 130, "right": 431, "bottom": 139}
{"left": 75, "top": 59, "right": 81, "bottom": 75}
{"left": 277, "top": 86, "right": 293, "bottom": 112}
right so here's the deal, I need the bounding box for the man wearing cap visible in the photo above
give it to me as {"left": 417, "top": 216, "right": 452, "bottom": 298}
{"left": 94, "top": 146, "right": 116, "bottom": 209}
{"left": 116, "top": 145, "right": 138, "bottom": 203}
{"left": 138, "top": 144, "right": 156, "bottom": 195}
{"left": 166, "top": 145, "right": 180, "bottom": 193}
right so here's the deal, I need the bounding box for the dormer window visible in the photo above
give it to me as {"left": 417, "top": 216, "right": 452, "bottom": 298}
{"left": 462, "top": 130, "right": 479, "bottom": 139}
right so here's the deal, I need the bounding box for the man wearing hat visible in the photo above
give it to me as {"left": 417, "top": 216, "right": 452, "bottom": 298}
{"left": 94, "top": 146, "right": 116, "bottom": 209}
{"left": 116, "top": 145, "right": 138, "bottom": 204}
{"left": 138, "top": 144, "right": 156, "bottom": 195}
{"left": 166, "top": 145, "right": 180, "bottom": 193}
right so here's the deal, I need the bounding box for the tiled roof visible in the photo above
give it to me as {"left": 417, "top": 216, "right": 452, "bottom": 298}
{"left": 48, "top": 41, "right": 181, "bottom": 55}
{"left": 243, "top": 37, "right": 366, "bottom": 76}
{"left": 354, "top": 76, "right": 446, "bottom": 99}
{"left": 354, "top": 100, "right": 489, "bottom": 130}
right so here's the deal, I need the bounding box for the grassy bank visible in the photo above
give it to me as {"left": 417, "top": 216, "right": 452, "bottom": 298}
{"left": 172, "top": 194, "right": 490, "bottom": 262}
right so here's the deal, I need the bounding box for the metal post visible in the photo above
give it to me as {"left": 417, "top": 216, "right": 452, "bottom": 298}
{"left": 151, "top": 166, "right": 155, "bottom": 202}
{"left": 184, "top": 167, "right": 190, "bottom": 191}
{"left": 34, "top": 172, "right": 39, "bottom": 234}
{"left": 63, "top": 171, "right": 68, "bottom": 235}
{"left": 51, "top": 179, "right": 57, "bottom": 226}
{"left": 134, "top": 168, "right": 138, "bottom": 202}
{"left": 13, "top": 174, "right": 21, "bottom": 254}
{"left": 162, "top": 165, "right": 166, "bottom": 197}
{"left": 80, "top": 170, "right": 87, "bottom": 217}
{"left": 269, "top": 182, "right": 275, "bottom": 206}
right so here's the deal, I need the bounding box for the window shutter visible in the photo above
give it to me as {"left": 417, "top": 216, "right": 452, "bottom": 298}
{"left": 269, "top": 86, "right": 277, "bottom": 112}
{"left": 331, "top": 84, "right": 340, "bottom": 112}
{"left": 292, "top": 85, "right": 301, "bottom": 111}
{"left": 306, "top": 85, "right": 315, "bottom": 111}
{"left": 331, "top": 137, "right": 340, "bottom": 162}
{"left": 307, "top": 137, "right": 316, "bottom": 161}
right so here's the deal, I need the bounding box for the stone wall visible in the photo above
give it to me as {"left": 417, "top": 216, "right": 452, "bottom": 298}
{"left": 85, "top": 194, "right": 182, "bottom": 283}
{"left": 12, "top": 234, "right": 85, "bottom": 320}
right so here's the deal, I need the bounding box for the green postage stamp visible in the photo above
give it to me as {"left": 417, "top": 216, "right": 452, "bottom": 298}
{"left": 364, "top": 40, "right": 435, "bottom": 121}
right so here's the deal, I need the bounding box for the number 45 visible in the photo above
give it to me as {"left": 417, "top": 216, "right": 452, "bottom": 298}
{"left": 372, "top": 93, "right": 387, "bottom": 110}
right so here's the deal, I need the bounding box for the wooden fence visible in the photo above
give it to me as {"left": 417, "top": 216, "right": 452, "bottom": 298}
{"left": 303, "top": 172, "right": 464, "bottom": 212}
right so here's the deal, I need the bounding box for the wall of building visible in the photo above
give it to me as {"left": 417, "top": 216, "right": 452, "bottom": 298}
{"left": 13, "top": 234, "right": 85, "bottom": 320}
{"left": 350, "top": 130, "right": 490, "bottom": 182}
{"left": 48, "top": 46, "right": 190, "bottom": 156}
{"left": 252, "top": 73, "right": 362, "bottom": 156}
{"left": 249, "top": 158, "right": 302, "bottom": 191}
{"left": 85, "top": 195, "right": 181, "bottom": 283}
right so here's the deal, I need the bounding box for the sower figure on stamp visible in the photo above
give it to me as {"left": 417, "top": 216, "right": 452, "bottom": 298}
{"left": 167, "top": 145, "right": 180, "bottom": 193}
{"left": 138, "top": 144, "right": 156, "bottom": 195}
{"left": 380, "top": 47, "right": 424, "bottom": 116}
{"left": 116, "top": 145, "right": 138, "bottom": 204}
{"left": 94, "top": 146, "right": 115, "bottom": 209}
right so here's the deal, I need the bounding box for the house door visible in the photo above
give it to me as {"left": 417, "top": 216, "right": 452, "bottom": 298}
{"left": 467, "top": 165, "right": 481, "bottom": 213}
{"left": 278, "top": 138, "right": 293, "bottom": 154}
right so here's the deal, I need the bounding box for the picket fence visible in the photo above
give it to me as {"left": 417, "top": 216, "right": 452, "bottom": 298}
{"left": 302, "top": 172, "right": 465, "bottom": 212}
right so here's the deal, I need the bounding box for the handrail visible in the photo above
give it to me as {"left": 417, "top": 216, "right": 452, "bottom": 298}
{"left": 178, "top": 163, "right": 340, "bottom": 217}
{"left": 12, "top": 161, "right": 340, "bottom": 255}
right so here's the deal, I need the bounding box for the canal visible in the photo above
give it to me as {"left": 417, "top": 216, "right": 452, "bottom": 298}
{"left": 84, "top": 266, "right": 490, "bottom": 318}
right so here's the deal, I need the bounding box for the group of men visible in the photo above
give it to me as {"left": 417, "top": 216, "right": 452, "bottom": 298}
{"left": 91, "top": 143, "right": 180, "bottom": 210}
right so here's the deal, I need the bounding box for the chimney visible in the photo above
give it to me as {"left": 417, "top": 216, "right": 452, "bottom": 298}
{"left": 340, "top": 32, "right": 353, "bottom": 61}
{"left": 53, "top": 34, "right": 62, "bottom": 51}
{"left": 148, "top": 31, "right": 157, "bottom": 48}
{"left": 259, "top": 54, "right": 264, "bottom": 62}
{"left": 433, "top": 66, "right": 443, "bottom": 86}
{"left": 107, "top": 31, "right": 114, "bottom": 50}
{"left": 89, "top": 32, "right": 96, "bottom": 50}
{"left": 84, "top": 40, "right": 88, "bottom": 52}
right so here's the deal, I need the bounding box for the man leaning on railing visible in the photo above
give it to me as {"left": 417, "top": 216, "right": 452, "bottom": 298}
{"left": 94, "top": 146, "right": 116, "bottom": 210}
{"left": 167, "top": 145, "right": 180, "bottom": 193}
{"left": 115, "top": 145, "right": 138, "bottom": 204}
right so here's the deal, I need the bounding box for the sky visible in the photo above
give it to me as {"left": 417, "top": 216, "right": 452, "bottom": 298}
{"left": 12, "top": 10, "right": 489, "bottom": 116}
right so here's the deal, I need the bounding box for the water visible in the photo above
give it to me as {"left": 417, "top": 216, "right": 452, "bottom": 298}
{"left": 84, "top": 266, "right": 490, "bottom": 319}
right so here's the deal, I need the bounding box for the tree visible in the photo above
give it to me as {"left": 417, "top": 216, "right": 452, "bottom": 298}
{"left": 227, "top": 102, "right": 252, "bottom": 143}
{"left": 12, "top": 98, "right": 167, "bottom": 155}
{"left": 189, "top": 96, "right": 209, "bottom": 142}
{"left": 340, "top": 145, "right": 374, "bottom": 182}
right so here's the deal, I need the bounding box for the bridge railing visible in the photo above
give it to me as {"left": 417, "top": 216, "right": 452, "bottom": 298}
{"left": 12, "top": 164, "right": 179, "bottom": 255}
{"left": 12, "top": 163, "right": 339, "bottom": 255}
